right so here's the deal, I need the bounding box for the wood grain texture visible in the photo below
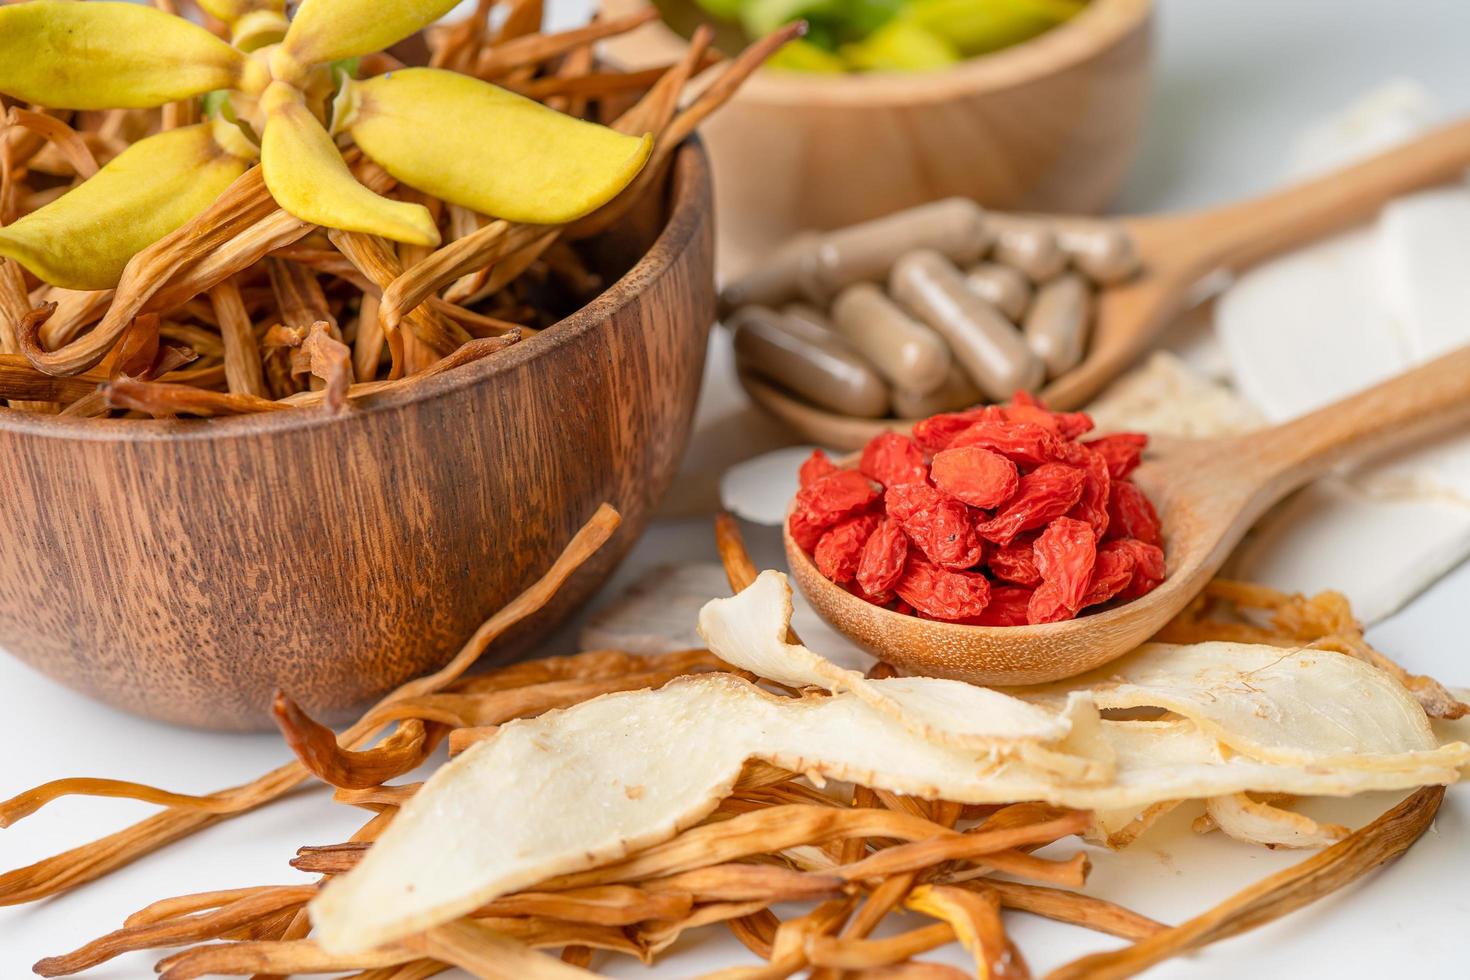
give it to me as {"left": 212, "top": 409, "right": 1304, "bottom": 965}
{"left": 0, "top": 144, "right": 715, "bottom": 731}
{"left": 602, "top": 0, "right": 1153, "bottom": 276}
{"left": 788, "top": 344, "right": 1470, "bottom": 684}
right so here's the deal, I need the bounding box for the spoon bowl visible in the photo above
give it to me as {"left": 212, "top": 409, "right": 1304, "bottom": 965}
{"left": 787, "top": 344, "right": 1470, "bottom": 683}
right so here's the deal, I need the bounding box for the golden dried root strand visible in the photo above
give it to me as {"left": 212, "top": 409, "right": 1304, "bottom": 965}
{"left": 0, "top": 779, "right": 249, "bottom": 829}
{"left": 0, "top": 505, "right": 621, "bottom": 907}
{"left": 1045, "top": 786, "right": 1445, "bottom": 980}
{"left": 273, "top": 695, "right": 444, "bottom": 790}
{"left": 103, "top": 377, "right": 289, "bottom": 417}
{"left": 475, "top": 885, "right": 694, "bottom": 927}
{"left": 473, "top": 9, "right": 660, "bottom": 78}
{"left": 32, "top": 885, "right": 316, "bottom": 977}
{"left": 153, "top": 937, "right": 419, "bottom": 980}
{"left": 5, "top": 108, "right": 99, "bottom": 179}
{"left": 299, "top": 319, "right": 353, "bottom": 411}
{"left": 905, "top": 885, "right": 1031, "bottom": 980}
{"left": 409, "top": 919, "right": 602, "bottom": 978}
{"left": 980, "top": 880, "right": 1165, "bottom": 941}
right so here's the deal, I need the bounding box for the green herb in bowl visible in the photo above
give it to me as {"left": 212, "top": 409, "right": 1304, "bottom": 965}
{"left": 694, "top": 0, "right": 1087, "bottom": 72}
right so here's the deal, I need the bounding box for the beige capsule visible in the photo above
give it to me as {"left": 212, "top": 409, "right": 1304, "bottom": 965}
{"left": 1046, "top": 215, "right": 1140, "bottom": 284}
{"left": 1023, "top": 272, "right": 1092, "bottom": 379}
{"left": 986, "top": 213, "right": 1067, "bottom": 283}
{"left": 964, "top": 262, "right": 1032, "bottom": 321}
{"left": 781, "top": 301, "right": 839, "bottom": 336}
{"left": 730, "top": 305, "right": 891, "bottom": 418}
{"left": 717, "top": 232, "right": 820, "bottom": 314}
{"left": 829, "top": 282, "right": 951, "bottom": 396}
{"left": 893, "top": 364, "right": 984, "bottom": 419}
{"left": 801, "top": 198, "right": 990, "bottom": 302}
{"left": 889, "top": 249, "right": 1044, "bottom": 401}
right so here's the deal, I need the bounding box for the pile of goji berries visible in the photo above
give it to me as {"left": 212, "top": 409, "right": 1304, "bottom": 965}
{"left": 790, "top": 394, "right": 1165, "bottom": 626}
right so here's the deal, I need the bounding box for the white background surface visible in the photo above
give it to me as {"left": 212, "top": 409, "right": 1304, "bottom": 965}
{"left": 3, "top": 1, "right": 1470, "bottom": 976}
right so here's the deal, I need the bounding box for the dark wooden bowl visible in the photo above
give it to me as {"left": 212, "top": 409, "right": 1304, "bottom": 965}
{"left": 0, "top": 143, "right": 714, "bottom": 731}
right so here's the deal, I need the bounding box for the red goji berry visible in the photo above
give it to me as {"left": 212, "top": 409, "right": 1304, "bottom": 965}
{"left": 1105, "top": 480, "right": 1162, "bottom": 547}
{"left": 911, "top": 407, "right": 1001, "bottom": 453}
{"left": 930, "top": 445, "right": 1019, "bottom": 509}
{"left": 1058, "top": 442, "right": 1111, "bottom": 541}
{"left": 885, "top": 483, "right": 984, "bottom": 570}
{"left": 798, "top": 448, "right": 838, "bottom": 488}
{"left": 859, "top": 431, "right": 929, "bottom": 488}
{"left": 849, "top": 583, "right": 896, "bottom": 607}
{"left": 987, "top": 537, "right": 1041, "bottom": 586}
{"left": 856, "top": 516, "right": 909, "bottom": 596}
{"left": 895, "top": 555, "right": 991, "bottom": 621}
{"left": 789, "top": 469, "right": 878, "bottom": 552}
{"left": 1033, "top": 516, "right": 1096, "bottom": 616}
{"left": 976, "top": 463, "right": 1086, "bottom": 546}
{"left": 1081, "top": 545, "right": 1135, "bottom": 608}
{"left": 1083, "top": 432, "right": 1148, "bottom": 480}
{"left": 1027, "top": 582, "right": 1074, "bottom": 625}
{"left": 1001, "top": 403, "right": 1095, "bottom": 441}
{"left": 948, "top": 419, "right": 1065, "bottom": 468}
{"left": 814, "top": 513, "right": 881, "bottom": 584}
{"left": 966, "top": 585, "right": 1034, "bottom": 626}
{"left": 1106, "top": 538, "right": 1166, "bottom": 600}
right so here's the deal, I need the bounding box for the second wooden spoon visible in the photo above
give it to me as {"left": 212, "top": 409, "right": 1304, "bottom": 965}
{"left": 787, "top": 344, "right": 1470, "bottom": 684}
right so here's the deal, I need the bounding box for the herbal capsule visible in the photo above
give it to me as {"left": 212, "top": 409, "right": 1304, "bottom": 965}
{"left": 801, "top": 198, "right": 989, "bottom": 302}
{"left": 964, "top": 262, "right": 1032, "bottom": 321}
{"left": 830, "top": 281, "right": 951, "bottom": 395}
{"left": 717, "top": 233, "right": 819, "bottom": 314}
{"left": 781, "top": 301, "right": 840, "bottom": 336}
{"left": 893, "top": 364, "right": 983, "bottom": 418}
{"left": 888, "top": 249, "right": 1043, "bottom": 401}
{"left": 1048, "top": 216, "right": 1140, "bottom": 284}
{"left": 1023, "top": 272, "right": 1092, "bottom": 378}
{"left": 730, "top": 305, "right": 891, "bottom": 418}
{"left": 987, "top": 214, "right": 1066, "bottom": 283}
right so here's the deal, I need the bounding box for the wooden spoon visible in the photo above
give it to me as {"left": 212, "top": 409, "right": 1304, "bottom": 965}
{"left": 746, "top": 116, "right": 1470, "bottom": 448}
{"left": 786, "top": 344, "right": 1470, "bottom": 685}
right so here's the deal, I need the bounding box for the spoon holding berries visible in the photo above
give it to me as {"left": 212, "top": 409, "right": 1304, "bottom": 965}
{"left": 785, "top": 344, "right": 1470, "bottom": 685}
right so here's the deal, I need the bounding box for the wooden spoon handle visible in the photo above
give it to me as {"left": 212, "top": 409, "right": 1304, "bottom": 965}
{"left": 1143, "top": 116, "right": 1470, "bottom": 277}
{"left": 1243, "top": 344, "right": 1470, "bottom": 489}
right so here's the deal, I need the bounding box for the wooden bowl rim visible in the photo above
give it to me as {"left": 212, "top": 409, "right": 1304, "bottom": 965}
{"left": 0, "top": 140, "right": 712, "bottom": 445}
{"left": 606, "top": 0, "right": 1150, "bottom": 108}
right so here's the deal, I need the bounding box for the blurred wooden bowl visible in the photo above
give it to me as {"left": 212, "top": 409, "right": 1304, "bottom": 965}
{"left": 603, "top": 0, "right": 1152, "bottom": 275}
{"left": 0, "top": 143, "right": 714, "bottom": 731}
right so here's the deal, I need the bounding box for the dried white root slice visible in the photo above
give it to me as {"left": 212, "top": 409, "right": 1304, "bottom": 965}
{"left": 312, "top": 673, "right": 1467, "bottom": 953}
{"left": 698, "top": 571, "right": 1106, "bottom": 781}
{"left": 1194, "top": 793, "right": 1350, "bottom": 849}
{"left": 1086, "top": 799, "right": 1182, "bottom": 850}
{"left": 1024, "top": 641, "right": 1451, "bottom": 772}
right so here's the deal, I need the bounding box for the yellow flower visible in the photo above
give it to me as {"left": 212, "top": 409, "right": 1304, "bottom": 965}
{"left": 0, "top": 0, "right": 652, "bottom": 290}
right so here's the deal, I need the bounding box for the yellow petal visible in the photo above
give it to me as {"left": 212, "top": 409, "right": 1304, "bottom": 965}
{"left": 0, "top": 125, "right": 248, "bottom": 291}
{"left": 346, "top": 69, "right": 653, "bottom": 225}
{"left": 0, "top": 1, "right": 245, "bottom": 110}
{"left": 283, "top": 0, "right": 460, "bottom": 65}
{"left": 260, "top": 84, "right": 439, "bottom": 246}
